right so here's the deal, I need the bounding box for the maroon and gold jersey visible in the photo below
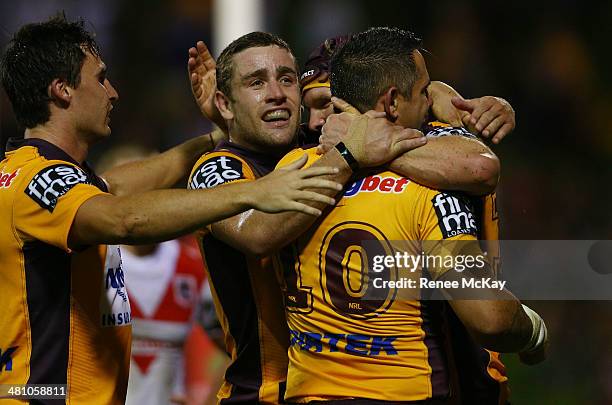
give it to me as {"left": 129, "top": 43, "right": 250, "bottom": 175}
{"left": 277, "top": 148, "right": 482, "bottom": 403}
{"left": 425, "top": 122, "right": 509, "bottom": 404}
{"left": 446, "top": 193, "right": 509, "bottom": 405}
{"left": 0, "top": 138, "right": 132, "bottom": 404}
{"left": 188, "top": 141, "right": 289, "bottom": 404}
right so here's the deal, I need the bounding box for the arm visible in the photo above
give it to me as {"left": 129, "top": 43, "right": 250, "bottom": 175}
{"left": 68, "top": 156, "right": 340, "bottom": 248}
{"left": 424, "top": 240, "right": 547, "bottom": 358}
{"left": 419, "top": 190, "right": 547, "bottom": 360}
{"left": 319, "top": 96, "right": 500, "bottom": 195}
{"left": 388, "top": 136, "right": 500, "bottom": 195}
{"left": 442, "top": 274, "right": 547, "bottom": 359}
{"left": 210, "top": 112, "right": 427, "bottom": 256}
{"left": 210, "top": 148, "right": 352, "bottom": 256}
{"left": 101, "top": 128, "right": 226, "bottom": 196}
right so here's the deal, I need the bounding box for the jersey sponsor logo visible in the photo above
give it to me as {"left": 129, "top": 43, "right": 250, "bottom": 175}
{"left": 344, "top": 175, "right": 409, "bottom": 198}
{"left": 425, "top": 125, "right": 476, "bottom": 139}
{"left": 189, "top": 155, "right": 244, "bottom": 189}
{"left": 0, "top": 169, "right": 19, "bottom": 189}
{"left": 432, "top": 192, "right": 478, "bottom": 238}
{"left": 100, "top": 245, "right": 132, "bottom": 327}
{"left": 0, "top": 346, "right": 18, "bottom": 372}
{"left": 289, "top": 330, "right": 398, "bottom": 356}
{"left": 24, "top": 164, "right": 89, "bottom": 212}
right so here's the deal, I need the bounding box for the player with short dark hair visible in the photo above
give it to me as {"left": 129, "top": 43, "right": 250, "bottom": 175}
{"left": 187, "top": 30, "right": 426, "bottom": 403}
{"left": 216, "top": 31, "right": 293, "bottom": 99}
{"left": 278, "top": 26, "right": 547, "bottom": 403}
{"left": 301, "top": 33, "right": 516, "bottom": 404}
{"left": 0, "top": 16, "right": 342, "bottom": 405}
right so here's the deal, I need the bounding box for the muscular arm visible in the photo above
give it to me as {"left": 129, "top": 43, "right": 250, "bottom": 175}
{"left": 428, "top": 244, "right": 545, "bottom": 356}
{"left": 210, "top": 148, "right": 353, "bottom": 256}
{"left": 388, "top": 136, "right": 499, "bottom": 195}
{"left": 444, "top": 289, "right": 533, "bottom": 352}
{"left": 68, "top": 158, "right": 340, "bottom": 248}
{"left": 319, "top": 96, "right": 501, "bottom": 196}
{"left": 209, "top": 112, "right": 426, "bottom": 256}
{"left": 101, "top": 128, "right": 226, "bottom": 196}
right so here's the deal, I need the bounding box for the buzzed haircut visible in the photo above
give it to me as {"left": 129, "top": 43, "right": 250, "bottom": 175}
{"left": 0, "top": 13, "right": 100, "bottom": 128}
{"left": 330, "top": 27, "right": 423, "bottom": 113}
{"left": 216, "top": 31, "right": 294, "bottom": 99}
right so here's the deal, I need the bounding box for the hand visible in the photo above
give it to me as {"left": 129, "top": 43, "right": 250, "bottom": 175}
{"left": 249, "top": 154, "right": 342, "bottom": 216}
{"left": 322, "top": 97, "right": 427, "bottom": 167}
{"left": 188, "top": 41, "right": 227, "bottom": 132}
{"left": 316, "top": 97, "right": 360, "bottom": 154}
{"left": 428, "top": 81, "right": 465, "bottom": 127}
{"left": 452, "top": 96, "right": 515, "bottom": 144}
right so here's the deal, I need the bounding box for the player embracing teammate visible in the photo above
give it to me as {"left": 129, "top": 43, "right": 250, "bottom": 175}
{"left": 187, "top": 27, "right": 547, "bottom": 404}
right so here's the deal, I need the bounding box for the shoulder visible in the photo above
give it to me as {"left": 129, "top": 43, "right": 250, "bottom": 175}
{"left": 189, "top": 150, "right": 256, "bottom": 189}
{"left": 276, "top": 147, "right": 319, "bottom": 169}
{"left": 421, "top": 187, "right": 479, "bottom": 239}
{"left": 423, "top": 121, "right": 477, "bottom": 139}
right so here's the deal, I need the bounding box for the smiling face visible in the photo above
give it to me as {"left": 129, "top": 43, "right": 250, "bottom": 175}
{"left": 216, "top": 45, "right": 300, "bottom": 155}
{"left": 69, "top": 51, "right": 119, "bottom": 141}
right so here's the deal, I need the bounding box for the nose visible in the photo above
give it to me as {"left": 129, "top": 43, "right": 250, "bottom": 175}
{"left": 105, "top": 79, "right": 119, "bottom": 102}
{"left": 265, "top": 80, "right": 286, "bottom": 104}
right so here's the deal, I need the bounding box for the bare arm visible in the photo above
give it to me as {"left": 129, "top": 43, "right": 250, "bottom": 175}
{"left": 429, "top": 242, "right": 547, "bottom": 360}
{"left": 101, "top": 128, "right": 226, "bottom": 196}
{"left": 388, "top": 136, "right": 500, "bottom": 195}
{"left": 444, "top": 285, "right": 547, "bottom": 360}
{"left": 68, "top": 156, "right": 340, "bottom": 248}
{"left": 210, "top": 148, "right": 352, "bottom": 256}
{"left": 319, "top": 96, "right": 500, "bottom": 195}
{"left": 211, "top": 112, "right": 427, "bottom": 256}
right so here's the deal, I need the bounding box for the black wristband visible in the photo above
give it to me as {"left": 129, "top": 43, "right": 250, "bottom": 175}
{"left": 335, "top": 142, "right": 359, "bottom": 172}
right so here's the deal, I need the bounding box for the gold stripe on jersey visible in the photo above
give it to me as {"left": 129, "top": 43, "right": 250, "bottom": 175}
{"left": 276, "top": 148, "right": 480, "bottom": 403}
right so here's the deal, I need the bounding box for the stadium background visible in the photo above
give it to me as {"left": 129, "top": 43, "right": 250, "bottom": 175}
{"left": 0, "top": 0, "right": 610, "bottom": 403}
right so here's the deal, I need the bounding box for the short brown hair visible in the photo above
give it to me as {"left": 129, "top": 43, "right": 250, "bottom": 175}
{"left": 216, "top": 31, "right": 294, "bottom": 99}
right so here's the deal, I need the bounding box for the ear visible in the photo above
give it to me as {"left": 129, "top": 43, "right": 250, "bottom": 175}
{"left": 214, "top": 90, "right": 234, "bottom": 121}
{"left": 48, "top": 78, "right": 71, "bottom": 105}
{"left": 382, "top": 87, "right": 399, "bottom": 123}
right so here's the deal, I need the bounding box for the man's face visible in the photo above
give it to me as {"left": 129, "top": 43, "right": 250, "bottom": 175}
{"left": 70, "top": 51, "right": 119, "bottom": 140}
{"left": 223, "top": 45, "right": 300, "bottom": 155}
{"left": 303, "top": 86, "right": 333, "bottom": 133}
{"left": 395, "top": 50, "right": 432, "bottom": 130}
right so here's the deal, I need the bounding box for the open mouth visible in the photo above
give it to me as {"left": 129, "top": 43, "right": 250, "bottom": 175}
{"left": 262, "top": 108, "right": 291, "bottom": 127}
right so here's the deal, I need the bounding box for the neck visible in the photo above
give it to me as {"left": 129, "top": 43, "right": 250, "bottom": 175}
{"left": 122, "top": 244, "right": 158, "bottom": 256}
{"left": 25, "top": 121, "right": 89, "bottom": 164}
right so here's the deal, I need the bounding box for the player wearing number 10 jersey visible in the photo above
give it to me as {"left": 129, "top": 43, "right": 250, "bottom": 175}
{"left": 277, "top": 147, "right": 480, "bottom": 403}
{"left": 275, "top": 27, "right": 536, "bottom": 404}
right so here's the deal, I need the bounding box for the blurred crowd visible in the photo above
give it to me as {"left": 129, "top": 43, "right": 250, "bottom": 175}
{"left": 1, "top": 0, "right": 610, "bottom": 403}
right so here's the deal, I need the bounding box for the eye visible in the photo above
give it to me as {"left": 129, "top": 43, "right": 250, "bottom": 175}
{"left": 249, "top": 79, "right": 264, "bottom": 88}
{"left": 280, "top": 75, "right": 295, "bottom": 85}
